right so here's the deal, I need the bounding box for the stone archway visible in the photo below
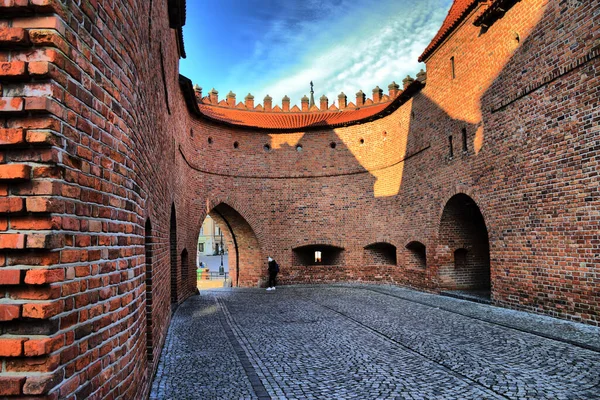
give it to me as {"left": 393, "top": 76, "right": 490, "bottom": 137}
{"left": 207, "top": 203, "right": 263, "bottom": 287}
{"left": 438, "top": 193, "right": 491, "bottom": 293}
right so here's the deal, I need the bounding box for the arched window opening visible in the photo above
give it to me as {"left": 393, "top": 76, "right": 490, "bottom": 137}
{"left": 145, "top": 219, "right": 153, "bottom": 363}
{"left": 364, "top": 242, "right": 397, "bottom": 265}
{"left": 170, "top": 204, "right": 178, "bottom": 305}
{"left": 405, "top": 241, "right": 426, "bottom": 269}
{"left": 293, "top": 245, "right": 345, "bottom": 266}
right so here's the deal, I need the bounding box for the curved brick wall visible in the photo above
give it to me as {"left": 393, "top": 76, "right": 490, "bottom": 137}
{"left": 0, "top": 1, "right": 196, "bottom": 398}
{"left": 0, "top": 0, "right": 598, "bottom": 398}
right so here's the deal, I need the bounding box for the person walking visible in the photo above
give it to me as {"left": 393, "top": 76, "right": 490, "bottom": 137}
{"left": 266, "top": 256, "right": 279, "bottom": 291}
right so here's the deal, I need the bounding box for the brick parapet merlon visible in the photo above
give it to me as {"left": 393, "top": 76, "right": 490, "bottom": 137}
{"left": 193, "top": 73, "right": 425, "bottom": 113}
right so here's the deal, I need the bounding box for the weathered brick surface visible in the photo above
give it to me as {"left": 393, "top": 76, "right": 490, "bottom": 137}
{"left": 0, "top": 0, "right": 598, "bottom": 398}
{"left": 0, "top": 0, "right": 191, "bottom": 398}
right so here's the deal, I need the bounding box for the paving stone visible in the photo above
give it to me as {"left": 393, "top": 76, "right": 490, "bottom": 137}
{"left": 151, "top": 285, "right": 600, "bottom": 399}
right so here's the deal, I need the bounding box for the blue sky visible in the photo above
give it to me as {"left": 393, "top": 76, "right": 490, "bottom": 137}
{"left": 181, "top": 0, "right": 452, "bottom": 107}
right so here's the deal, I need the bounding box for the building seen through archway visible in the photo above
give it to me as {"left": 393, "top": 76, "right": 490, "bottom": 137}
{"left": 196, "top": 204, "right": 263, "bottom": 290}
{"left": 197, "top": 215, "right": 229, "bottom": 290}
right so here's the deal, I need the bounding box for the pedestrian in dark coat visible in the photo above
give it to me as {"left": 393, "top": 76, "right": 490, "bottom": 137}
{"left": 266, "top": 256, "right": 279, "bottom": 291}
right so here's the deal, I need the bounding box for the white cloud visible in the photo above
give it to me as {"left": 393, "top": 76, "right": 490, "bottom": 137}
{"left": 199, "top": 0, "right": 451, "bottom": 107}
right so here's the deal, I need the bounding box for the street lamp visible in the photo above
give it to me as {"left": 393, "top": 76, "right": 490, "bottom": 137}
{"left": 219, "top": 229, "right": 224, "bottom": 275}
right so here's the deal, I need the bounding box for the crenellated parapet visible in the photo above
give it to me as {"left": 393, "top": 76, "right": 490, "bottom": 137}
{"left": 193, "top": 71, "right": 426, "bottom": 114}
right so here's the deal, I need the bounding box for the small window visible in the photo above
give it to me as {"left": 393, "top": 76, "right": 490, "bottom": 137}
{"left": 198, "top": 243, "right": 204, "bottom": 252}
{"left": 360, "top": 138, "right": 365, "bottom": 145}
{"left": 448, "top": 135, "right": 454, "bottom": 158}
{"left": 462, "top": 128, "right": 467, "bottom": 152}
{"left": 190, "top": 128, "right": 194, "bottom": 137}
{"left": 296, "top": 144, "right": 303, "bottom": 152}
{"left": 208, "top": 137, "right": 213, "bottom": 144}
{"left": 264, "top": 144, "right": 271, "bottom": 151}
{"left": 450, "top": 56, "right": 456, "bottom": 79}
{"left": 233, "top": 141, "right": 239, "bottom": 149}
{"left": 315, "top": 251, "right": 322, "bottom": 263}
{"left": 330, "top": 142, "right": 336, "bottom": 149}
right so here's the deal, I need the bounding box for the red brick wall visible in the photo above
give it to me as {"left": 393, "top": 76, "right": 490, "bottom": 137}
{"left": 419, "top": 0, "right": 599, "bottom": 322}
{"left": 0, "top": 0, "right": 598, "bottom": 398}
{"left": 177, "top": 0, "right": 598, "bottom": 325}
{"left": 0, "top": 1, "right": 197, "bottom": 398}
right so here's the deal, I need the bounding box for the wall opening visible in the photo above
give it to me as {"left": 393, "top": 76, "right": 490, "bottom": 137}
{"left": 145, "top": 219, "right": 153, "bottom": 364}
{"left": 364, "top": 242, "right": 397, "bottom": 265}
{"left": 439, "top": 194, "right": 491, "bottom": 294}
{"left": 450, "top": 56, "right": 456, "bottom": 79}
{"left": 170, "top": 204, "right": 178, "bottom": 305}
{"left": 405, "top": 241, "right": 426, "bottom": 269}
{"left": 204, "top": 203, "right": 262, "bottom": 287}
{"left": 448, "top": 135, "right": 454, "bottom": 158}
{"left": 196, "top": 214, "right": 228, "bottom": 288}
{"left": 462, "top": 128, "right": 468, "bottom": 152}
{"left": 314, "top": 251, "right": 322, "bottom": 263}
{"left": 160, "top": 44, "right": 171, "bottom": 114}
{"left": 181, "top": 248, "right": 188, "bottom": 291}
{"left": 293, "top": 245, "right": 345, "bottom": 266}
{"left": 148, "top": 0, "right": 153, "bottom": 43}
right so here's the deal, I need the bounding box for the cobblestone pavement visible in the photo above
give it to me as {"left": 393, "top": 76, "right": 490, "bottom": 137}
{"left": 150, "top": 285, "right": 600, "bottom": 399}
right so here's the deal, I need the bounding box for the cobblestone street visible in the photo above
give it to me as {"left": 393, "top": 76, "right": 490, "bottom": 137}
{"left": 150, "top": 285, "right": 600, "bottom": 399}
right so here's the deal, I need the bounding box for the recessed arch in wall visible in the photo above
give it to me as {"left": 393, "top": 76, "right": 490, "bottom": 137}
{"left": 292, "top": 244, "right": 345, "bottom": 266}
{"left": 364, "top": 242, "right": 397, "bottom": 265}
{"left": 405, "top": 241, "right": 426, "bottom": 269}
{"left": 438, "top": 193, "right": 491, "bottom": 293}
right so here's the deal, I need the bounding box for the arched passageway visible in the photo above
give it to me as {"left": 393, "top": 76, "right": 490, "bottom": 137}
{"left": 438, "top": 194, "right": 491, "bottom": 293}
{"left": 206, "top": 203, "right": 263, "bottom": 287}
